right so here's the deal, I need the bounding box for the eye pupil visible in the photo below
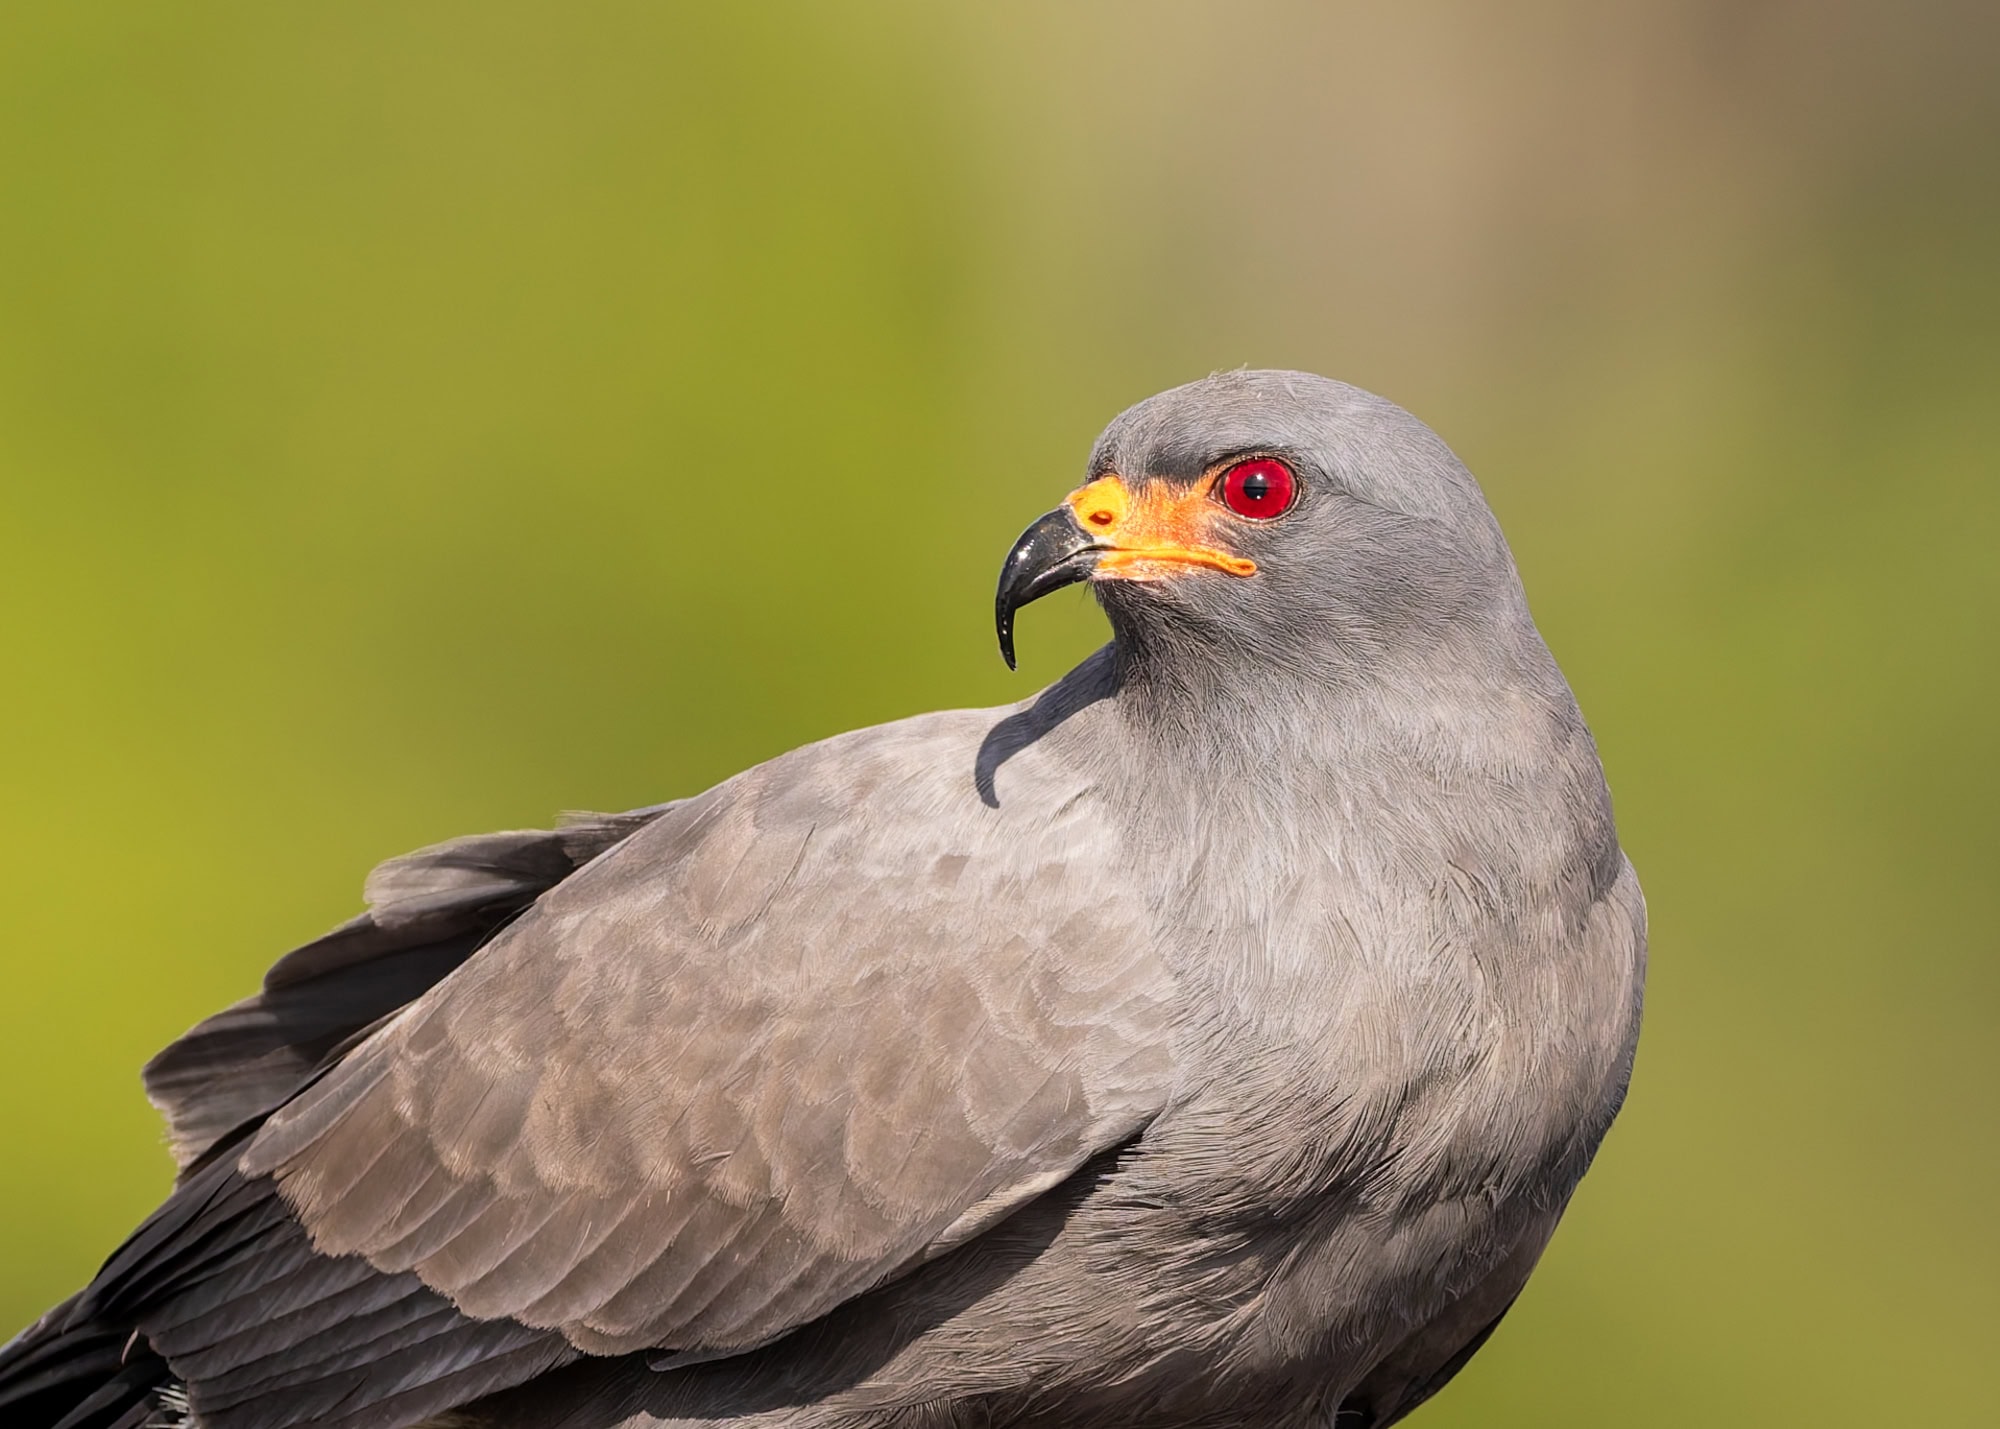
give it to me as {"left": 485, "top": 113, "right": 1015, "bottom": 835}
{"left": 1220, "top": 459, "right": 1296, "bottom": 519}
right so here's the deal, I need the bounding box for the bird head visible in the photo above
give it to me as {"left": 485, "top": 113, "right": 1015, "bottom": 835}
{"left": 996, "top": 370, "right": 1522, "bottom": 681}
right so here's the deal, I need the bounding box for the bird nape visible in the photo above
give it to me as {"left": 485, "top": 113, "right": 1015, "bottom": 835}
{"left": 0, "top": 370, "right": 1645, "bottom": 1429}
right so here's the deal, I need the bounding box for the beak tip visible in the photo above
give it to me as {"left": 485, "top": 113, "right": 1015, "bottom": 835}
{"left": 994, "top": 505, "right": 1099, "bottom": 675}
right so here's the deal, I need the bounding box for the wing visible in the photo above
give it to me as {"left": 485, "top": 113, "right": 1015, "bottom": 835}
{"left": 240, "top": 711, "right": 1177, "bottom": 1359}
{"left": 142, "top": 806, "right": 677, "bottom": 1172}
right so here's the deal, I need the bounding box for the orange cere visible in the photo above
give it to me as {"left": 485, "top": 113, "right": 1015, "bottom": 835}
{"left": 1065, "top": 474, "right": 1257, "bottom": 581}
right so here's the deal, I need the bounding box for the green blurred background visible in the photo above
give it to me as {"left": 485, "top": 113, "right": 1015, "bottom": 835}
{"left": 3, "top": 3, "right": 1995, "bottom": 1424}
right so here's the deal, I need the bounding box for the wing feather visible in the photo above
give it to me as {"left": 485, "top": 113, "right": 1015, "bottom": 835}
{"left": 242, "top": 716, "right": 1178, "bottom": 1358}
{"left": 143, "top": 807, "right": 676, "bottom": 1171}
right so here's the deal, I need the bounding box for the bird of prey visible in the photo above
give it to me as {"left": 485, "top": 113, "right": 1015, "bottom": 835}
{"left": 0, "top": 371, "right": 1645, "bottom": 1429}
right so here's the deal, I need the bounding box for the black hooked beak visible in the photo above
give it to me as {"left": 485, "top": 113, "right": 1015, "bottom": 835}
{"left": 994, "top": 506, "right": 1105, "bottom": 670}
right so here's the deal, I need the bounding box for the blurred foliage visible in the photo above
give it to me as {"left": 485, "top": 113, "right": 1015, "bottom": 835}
{"left": 1, "top": 3, "right": 1995, "bottom": 1425}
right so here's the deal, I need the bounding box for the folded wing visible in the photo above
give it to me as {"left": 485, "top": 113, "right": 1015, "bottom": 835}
{"left": 241, "top": 720, "right": 1176, "bottom": 1358}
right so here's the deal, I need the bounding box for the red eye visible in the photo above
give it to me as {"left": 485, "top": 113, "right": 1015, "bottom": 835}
{"left": 1219, "top": 458, "right": 1296, "bottom": 519}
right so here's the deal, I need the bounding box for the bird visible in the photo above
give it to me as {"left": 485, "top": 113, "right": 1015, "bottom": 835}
{"left": 0, "top": 370, "right": 1645, "bottom": 1429}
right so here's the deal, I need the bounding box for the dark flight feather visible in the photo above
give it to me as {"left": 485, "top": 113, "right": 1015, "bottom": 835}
{"left": 142, "top": 808, "right": 676, "bottom": 1174}
{"left": 69, "top": 1155, "right": 576, "bottom": 1429}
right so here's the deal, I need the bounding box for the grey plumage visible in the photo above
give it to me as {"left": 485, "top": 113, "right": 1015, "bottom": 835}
{"left": 0, "top": 370, "right": 1644, "bottom": 1429}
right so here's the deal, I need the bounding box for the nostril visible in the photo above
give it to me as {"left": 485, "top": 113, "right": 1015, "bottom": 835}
{"left": 1087, "top": 510, "right": 1114, "bottom": 527}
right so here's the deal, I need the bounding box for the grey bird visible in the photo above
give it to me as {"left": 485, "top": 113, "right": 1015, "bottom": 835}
{"left": 0, "top": 370, "right": 1645, "bottom": 1429}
